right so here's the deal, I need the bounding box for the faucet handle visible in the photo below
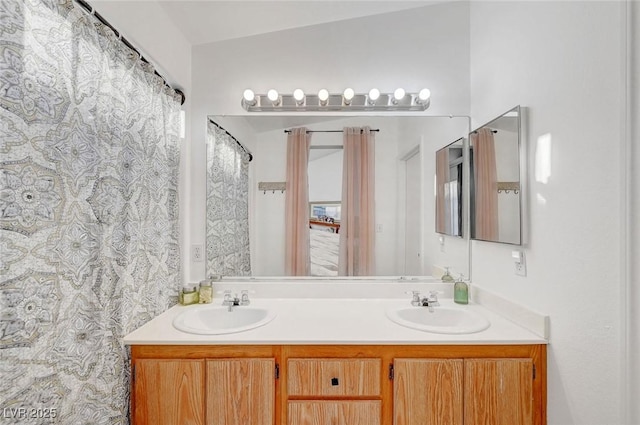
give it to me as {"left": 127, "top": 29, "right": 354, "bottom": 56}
{"left": 240, "top": 289, "right": 251, "bottom": 305}
{"left": 426, "top": 290, "right": 441, "bottom": 307}
{"left": 406, "top": 290, "right": 421, "bottom": 306}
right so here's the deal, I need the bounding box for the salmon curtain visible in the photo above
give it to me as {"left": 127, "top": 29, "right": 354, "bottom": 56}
{"left": 471, "top": 128, "right": 499, "bottom": 240}
{"left": 284, "top": 128, "right": 311, "bottom": 275}
{"left": 339, "top": 127, "right": 375, "bottom": 276}
{"left": 435, "top": 147, "right": 449, "bottom": 234}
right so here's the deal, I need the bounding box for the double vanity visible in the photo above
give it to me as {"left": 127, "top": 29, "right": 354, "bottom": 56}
{"left": 125, "top": 281, "right": 548, "bottom": 425}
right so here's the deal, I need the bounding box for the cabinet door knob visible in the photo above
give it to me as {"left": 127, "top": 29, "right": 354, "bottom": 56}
{"left": 331, "top": 377, "right": 339, "bottom": 386}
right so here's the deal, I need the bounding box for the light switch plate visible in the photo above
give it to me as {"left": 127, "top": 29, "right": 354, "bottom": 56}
{"left": 514, "top": 251, "right": 526, "bottom": 276}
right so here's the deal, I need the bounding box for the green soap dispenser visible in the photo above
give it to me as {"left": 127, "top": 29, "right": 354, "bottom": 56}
{"left": 454, "top": 274, "right": 468, "bottom": 305}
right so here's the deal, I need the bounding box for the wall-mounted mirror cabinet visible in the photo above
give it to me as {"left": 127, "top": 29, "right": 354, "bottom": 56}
{"left": 206, "top": 115, "right": 469, "bottom": 279}
{"left": 470, "top": 106, "right": 523, "bottom": 245}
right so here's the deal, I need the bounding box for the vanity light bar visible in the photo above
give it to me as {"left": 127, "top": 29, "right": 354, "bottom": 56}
{"left": 241, "top": 89, "right": 431, "bottom": 112}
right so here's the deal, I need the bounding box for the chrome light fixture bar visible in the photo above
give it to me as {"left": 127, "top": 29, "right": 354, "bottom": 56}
{"left": 241, "top": 88, "right": 431, "bottom": 112}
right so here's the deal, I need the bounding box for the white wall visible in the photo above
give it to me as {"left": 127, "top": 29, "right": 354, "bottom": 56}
{"left": 308, "top": 151, "right": 343, "bottom": 203}
{"left": 469, "top": 2, "right": 625, "bottom": 424}
{"left": 628, "top": 2, "right": 639, "bottom": 423}
{"left": 191, "top": 2, "right": 471, "bottom": 281}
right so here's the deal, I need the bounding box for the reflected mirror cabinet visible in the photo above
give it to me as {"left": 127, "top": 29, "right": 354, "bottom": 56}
{"left": 205, "top": 109, "right": 522, "bottom": 280}
{"left": 469, "top": 106, "right": 523, "bottom": 245}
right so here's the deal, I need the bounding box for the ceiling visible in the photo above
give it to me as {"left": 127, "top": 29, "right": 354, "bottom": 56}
{"left": 154, "top": 1, "right": 439, "bottom": 45}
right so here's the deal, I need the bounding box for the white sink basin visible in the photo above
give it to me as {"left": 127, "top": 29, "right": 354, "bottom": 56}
{"left": 173, "top": 305, "right": 276, "bottom": 335}
{"left": 387, "top": 306, "right": 490, "bottom": 334}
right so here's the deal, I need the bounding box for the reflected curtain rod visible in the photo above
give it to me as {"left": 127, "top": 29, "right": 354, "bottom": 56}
{"left": 208, "top": 119, "right": 253, "bottom": 162}
{"left": 471, "top": 129, "right": 498, "bottom": 134}
{"left": 284, "top": 129, "right": 380, "bottom": 134}
{"left": 73, "top": 0, "right": 185, "bottom": 105}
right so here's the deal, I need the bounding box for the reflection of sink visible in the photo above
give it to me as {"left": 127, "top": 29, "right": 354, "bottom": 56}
{"left": 173, "top": 305, "right": 276, "bottom": 335}
{"left": 387, "top": 306, "right": 490, "bottom": 334}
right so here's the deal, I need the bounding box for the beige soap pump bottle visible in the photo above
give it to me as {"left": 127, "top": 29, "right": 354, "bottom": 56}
{"left": 453, "top": 274, "right": 468, "bottom": 305}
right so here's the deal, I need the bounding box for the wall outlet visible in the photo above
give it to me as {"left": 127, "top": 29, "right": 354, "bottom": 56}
{"left": 192, "top": 244, "right": 204, "bottom": 262}
{"left": 514, "top": 251, "right": 527, "bottom": 276}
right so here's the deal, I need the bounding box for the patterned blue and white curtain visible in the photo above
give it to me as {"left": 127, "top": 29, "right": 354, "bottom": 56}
{"left": 0, "top": 0, "right": 182, "bottom": 422}
{"left": 206, "top": 122, "right": 251, "bottom": 277}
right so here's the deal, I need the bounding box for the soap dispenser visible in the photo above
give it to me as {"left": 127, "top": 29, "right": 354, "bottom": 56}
{"left": 453, "top": 274, "right": 468, "bottom": 305}
{"left": 179, "top": 285, "right": 199, "bottom": 305}
{"left": 441, "top": 266, "right": 454, "bottom": 283}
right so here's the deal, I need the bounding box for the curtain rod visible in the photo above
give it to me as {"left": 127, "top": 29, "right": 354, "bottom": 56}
{"left": 208, "top": 119, "right": 253, "bottom": 162}
{"left": 471, "top": 129, "right": 498, "bottom": 134}
{"left": 73, "top": 0, "right": 185, "bottom": 105}
{"left": 284, "top": 129, "right": 380, "bottom": 134}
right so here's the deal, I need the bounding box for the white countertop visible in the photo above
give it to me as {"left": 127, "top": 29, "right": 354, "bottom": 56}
{"left": 123, "top": 296, "right": 548, "bottom": 346}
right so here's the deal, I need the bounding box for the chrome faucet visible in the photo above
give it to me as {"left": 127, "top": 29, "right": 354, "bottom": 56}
{"left": 222, "top": 290, "right": 251, "bottom": 311}
{"left": 409, "top": 290, "right": 440, "bottom": 312}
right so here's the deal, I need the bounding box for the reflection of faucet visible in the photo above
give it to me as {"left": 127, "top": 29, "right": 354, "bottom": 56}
{"left": 222, "top": 290, "right": 251, "bottom": 311}
{"left": 408, "top": 290, "right": 441, "bottom": 312}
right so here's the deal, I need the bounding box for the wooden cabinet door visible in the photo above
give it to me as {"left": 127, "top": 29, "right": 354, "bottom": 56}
{"left": 288, "top": 400, "right": 381, "bottom": 425}
{"left": 393, "top": 359, "right": 463, "bottom": 425}
{"left": 464, "top": 358, "right": 534, "bottom": 425}
{"left": 134, "top": 359, "right": 205, "bottom": 425}
{"left": 206, "top": 358, "right": 275, "bottom": 425}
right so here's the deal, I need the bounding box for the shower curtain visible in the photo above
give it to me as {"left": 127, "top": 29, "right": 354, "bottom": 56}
{"left": 0, "top": 1, "right": 181, "bottom": 422}
{"left": 206, "top": 122, "right": 251, "bottom": 276}
{"left": 339, "top": 127, "right": 375, "bottom": 276}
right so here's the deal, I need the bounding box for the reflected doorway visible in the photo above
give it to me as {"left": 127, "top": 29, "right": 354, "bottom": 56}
{"left": 404, "top": 150, "right": 423, "bottom": 275}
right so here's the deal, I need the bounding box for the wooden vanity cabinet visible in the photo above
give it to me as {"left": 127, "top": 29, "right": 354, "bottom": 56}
{"left": 464, "top": 358, "right": 535, "bottom": 425}
{"left": 130, "top": 344, "right": 546, "bottom": 425}
{"left": 393, "top": 357, "right": 537, "bottom": 425}
{"left": 207, "top": 358, "right": 275, "bottom": 425}
{"left": 393, "top": 359, "right": 464, "bottom": 425}
{"left": 133, "top": 359, "right": 205, "bottom": 425}
{"left": 286, "top": 357, "right": 382, "bottom": 425}
{"left": 131, "top": 346, "right": 278, "bottom": 425}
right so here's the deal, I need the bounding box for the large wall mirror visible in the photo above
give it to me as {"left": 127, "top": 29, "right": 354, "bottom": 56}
{"left": 207, "top": 115, "right": 470, "bottom": 279}
{"left": 470, "top": 106, "right": 522, "bottom": 245}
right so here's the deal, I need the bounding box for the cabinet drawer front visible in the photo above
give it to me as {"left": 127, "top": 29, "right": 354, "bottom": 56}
{"left": 288, "top": 358, "right": 381, "bottom": 396}
{"left": 288, "top": 401, "right": 381, "bottom": 425}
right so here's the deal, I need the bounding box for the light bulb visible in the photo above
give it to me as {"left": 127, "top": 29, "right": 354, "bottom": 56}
{"left": 343, "top": 88, "right": 355, "bottom": 101}
{"left": 243, "top": 89, "right": 255, "bottom": 102}
{"left": 293, "top": 89, "right": 305, "bottom": 102}
{"left": 418, "top": 88, "right": 431, "bottom": 102}
{"left": 267, "top": 89, "right": 279, "bottom": 102}
{"left": 393, "top": 88, "right": 406, "bottom": 100}
{"left": 368, "top": 88, "right": 380, "bottom": 101}
{"left": 318, "top": 89, "right": 329, "bottom": 102}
